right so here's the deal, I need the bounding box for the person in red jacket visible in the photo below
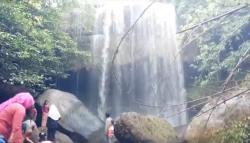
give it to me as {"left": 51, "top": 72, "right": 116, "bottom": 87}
{"left": 0, "top": 92, "right": 35, "bottom": 143}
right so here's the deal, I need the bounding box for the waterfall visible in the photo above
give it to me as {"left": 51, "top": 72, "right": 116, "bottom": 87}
{"left": 92, "top": 1, "right": 187, "bottom": 126}
{"left": 96, "top": 7, "right": 115, "bottom": 119}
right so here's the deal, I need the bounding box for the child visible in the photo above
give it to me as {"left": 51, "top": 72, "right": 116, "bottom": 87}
{"left": 23, "top": 109, "right": 38, "bottom": 143}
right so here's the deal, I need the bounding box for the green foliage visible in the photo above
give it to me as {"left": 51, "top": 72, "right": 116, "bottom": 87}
{"left": 59, "top": 1, "right": 96, "bottom": 53}
{"left": 176, "top": 0, "right": 250, "bottom": 86}
{"left": 57, "top": 0, "right": 95, "bottom": 33}
{"left": 0, "top": 0, "right": 90, "bottom": 91}
{"left": 216, "top": 117, "right": 250, "bottom": 143}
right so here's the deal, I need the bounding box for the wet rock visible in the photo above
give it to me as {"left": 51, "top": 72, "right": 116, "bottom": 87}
{"left": 114, "top": 112, "right": 179, "bottom": 143}
{"left": 37, "top": 89, "right": 104, "bottom": 143}
{"left": 55, "top": 132, "right": 73, "bottom": 143}
{"left": 185, "top": 88, "right": 250, "bottom": 143}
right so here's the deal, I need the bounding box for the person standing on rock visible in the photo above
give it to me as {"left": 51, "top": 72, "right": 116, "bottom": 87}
{"left": 105, "top": 113, "right": 113, "bottom": 142}
{"left": 107, "top": 120, "right": 115, "bottom": 143}
{"left": 47, "top": 104, "right": 61, "bottom": 142}
{"left": 0, "top": 92, "right": 35, "bottom": 143}
{"left": 42, "top": 100, "right": 49, "bottom": 128}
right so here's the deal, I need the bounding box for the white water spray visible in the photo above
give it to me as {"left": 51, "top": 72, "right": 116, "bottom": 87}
{"left": 93, "top": 1, "right": 187, "bottom": 126}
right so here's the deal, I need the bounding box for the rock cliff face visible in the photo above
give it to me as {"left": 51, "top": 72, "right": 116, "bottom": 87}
{"left": 185, "top": 88, "right": 250, "bottom": 143}
{"left": 114, "top": 112, "right": 179, "bottom": 143}
{"left": 37, "top": 89, "right": 105, "bottom": 143}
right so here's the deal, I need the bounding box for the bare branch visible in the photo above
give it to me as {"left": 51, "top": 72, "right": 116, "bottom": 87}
{"left": 196, "top": 88, "right": 250, "bottom": 117}
{"left": 111, "top": 0, "right": 156, "bottom": 64}
{"left": 222, "top": 48, "right": 250, "bottom": 90}
{"left": 177, "top": 4, "right": 249, "bottom": 34}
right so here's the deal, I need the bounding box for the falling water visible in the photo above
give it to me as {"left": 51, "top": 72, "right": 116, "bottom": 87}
{"left": 96, "top": 7, "right": 114, "bottom": 119}
{"left": 92, "top": 1, "right": 187, "bottom": 126}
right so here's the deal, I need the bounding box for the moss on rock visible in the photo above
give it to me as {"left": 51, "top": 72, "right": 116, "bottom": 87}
{"left": 114, "top": 112, "right": 179, "bottom": 143}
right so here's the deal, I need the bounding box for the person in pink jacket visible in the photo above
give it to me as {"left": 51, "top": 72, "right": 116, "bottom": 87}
{"left": 0, "top": 92, "right": 35, "bottom": 143}
{"left": 41, "top": 100, "right": 49, "bottom": 128}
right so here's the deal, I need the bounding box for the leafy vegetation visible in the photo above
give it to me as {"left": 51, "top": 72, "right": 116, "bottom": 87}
{"left": 176, "top": 0, "right": 250, "bottom": 87}
{"left": 0, "top": 0, "right": 90, "bottom": 91}
{"left": 176, "top": 1, "right": 250, "bottom": 141}
{"left": 216, "top": 117, "right": 250, "bottom": 143}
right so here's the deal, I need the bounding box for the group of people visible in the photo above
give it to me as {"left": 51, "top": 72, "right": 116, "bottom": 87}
{"left": 0, "top": 92, "right": 61, "bottom": 143}
{"left": 0, "top": 91, "right": 117, "bottom": 143}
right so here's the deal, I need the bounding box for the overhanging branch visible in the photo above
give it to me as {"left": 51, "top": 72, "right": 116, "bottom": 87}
{"left": 111, "top": 3, "right": 249, "bottom": 64}
{"left": 177, "top": 4, "right": 249, "bottom": 34}
{"left": 200, "top": 45, "right": 250, "bottom": 142}
{"left": 111, "top": 0, "right": 156, "bottom": 64}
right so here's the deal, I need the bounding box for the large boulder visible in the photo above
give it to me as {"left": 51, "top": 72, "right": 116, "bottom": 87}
{"left": 185, "top": 88, "right": 250, "bottom": 143}
{"left": 37, "top": 89, "right": 104, "bottom": 143}
{"left": 114, "top": 112, "right": 179, "bottom": 143}
{"left": 55, "top": 132, "right": 73, "bottom": 143}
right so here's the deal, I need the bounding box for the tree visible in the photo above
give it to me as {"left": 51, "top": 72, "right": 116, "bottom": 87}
{"left": 0, "top": 0, "right": 90, "bottom": 91}
{"left": 175, "top": 0, "right": 250, "bottom": 86}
